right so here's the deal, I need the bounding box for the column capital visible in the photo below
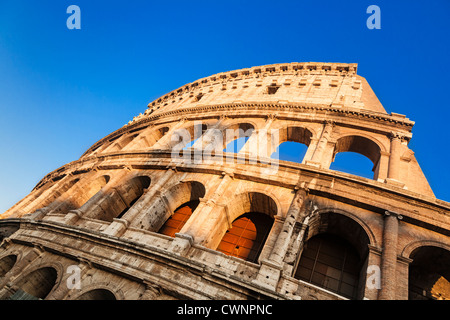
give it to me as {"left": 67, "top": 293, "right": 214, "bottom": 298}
{"left": 384, "top": 210, "right": 403, "bottom": 220}
{"left": 294, "top": 182, "right": 309, "bottom": 193}
{"left": 389, "top": 131, "right": 410, "bottom": 142}
{"left": 323, "top": 119, "right": 335, "bottom": 126}
{"left": 166, "top": 165, "right": 178, "bottom": 172}
{"left": 221, "top": 171, "right": 234, "bottom": 179}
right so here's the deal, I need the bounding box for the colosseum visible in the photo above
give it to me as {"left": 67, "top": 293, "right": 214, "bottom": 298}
{"left": 0, "top": 62, "right": 449, "bottom": 301}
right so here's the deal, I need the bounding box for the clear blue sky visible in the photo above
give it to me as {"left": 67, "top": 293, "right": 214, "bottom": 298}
{"left": 1, "top": 0, "right": 449, "bottom": 213}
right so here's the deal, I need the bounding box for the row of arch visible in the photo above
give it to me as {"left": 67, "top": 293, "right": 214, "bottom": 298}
{"left": 87, "top": 119, "right": 387, "bottom": 181}
{"left": 7, "top": 167, "right": 448, "bottom": 299}
{"left": 1, "top": 212, "right": 449, "bottom": 300}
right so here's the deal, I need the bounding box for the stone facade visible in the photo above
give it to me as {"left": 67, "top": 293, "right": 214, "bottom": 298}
{"left": 0, "top": 62, "right": 449, "bottom": 300}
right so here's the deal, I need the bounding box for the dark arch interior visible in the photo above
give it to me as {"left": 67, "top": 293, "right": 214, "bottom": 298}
{"left": 76, "top": 289, "right": 116, "bottom": 300}
{"left": 295, "top": 212, "right": 371, "bottom": 299}
{"left": 0, "top": 255, "right": 17, "bottom": 278}
{"left": 295, "top": 233, "right": 361, "bottom": 299}
{"left": 116, "top": 176, "right": 151, "bottom": 220}
{"left": 11, "top": 267, "right": 58, "bottom": 300}
{"left": 408, "top": 246, "right": 450, "bottom": 300}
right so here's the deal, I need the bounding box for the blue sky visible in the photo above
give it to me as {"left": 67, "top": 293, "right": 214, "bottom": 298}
{"left": 0, "top": 0, "right": 449, "bottom": 213}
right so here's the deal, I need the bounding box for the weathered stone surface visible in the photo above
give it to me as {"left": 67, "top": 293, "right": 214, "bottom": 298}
{"left": 0, "top": 62, "right": 449, "bottom": 300}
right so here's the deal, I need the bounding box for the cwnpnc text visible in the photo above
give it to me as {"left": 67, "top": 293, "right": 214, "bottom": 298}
{"left": 177, "top": 303, "right": 273, "bottom": 318}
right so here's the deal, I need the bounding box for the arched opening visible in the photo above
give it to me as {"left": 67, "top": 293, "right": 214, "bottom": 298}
{"left": 330, "top": 152, "right": 375, "bottom": 179}
{"left": 331, "top": 135, "right": 381, "bottom": 180}
{"left": 272, "top": 141, "right": 309, "bottom": 163}
{"left": 83, "top": 175, "right": 151, "bottom": 222}
{"left": 295, "top": 233, "right": 361, "bottom": 299}
{"left": 294, "top": 212, "right": 370, "bottom": 300}
{"left": 216, "top": 192, "right": 277, "bottom": 262}
{"left": 271, "top": 126, "right": 312, "bottom": 163}
{"left": 106, "top": 133, "right": 140, "bottom": 152}
{"left": 0, "top": 255, "right": 17, "bottom": 279}
{"left": 0, "top": 224, "right": 20, "bottom": 243}
{"left": 150, "top": 181, "right": 206, "bottom": 235}
{"left": 223, "top": 136, "right": 250, "bottom": 153}
{"left": 172, "top": 123, "right": 208, "bottom": 151}
{"left": 408, "top": 246, "right": 450, "bottom": 300}
{"left": 50, "top": 175, "right": 110, "bottom": 215}
{"left": 24, "top": 177, "right": 81, "bottom": 215}
{"left": 222, "top": 123, "right": 254, "bottom": 153}
{"left": 217, "top": 212, "right": 274, "bottom": 263}
{"left": 115, "top": 176, "right": 151, "bottom": 220}
{"left": 76, "top": 289, "right": 116, "bottom": 300}
{"left": 10, "top": 267, "right": 58, "bottom": 300}
{"left": 129, "top": 126, "right": 170, "bottom": 150}
{"left": 158, "top": 200, "right": 200, "bottom": 237}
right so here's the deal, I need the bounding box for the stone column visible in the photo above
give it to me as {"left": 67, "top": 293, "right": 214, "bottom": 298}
{"left": 182, "top": 171, "right": 234, "bottom": 247}
{"left": 305, "top": 120, "right": 334, "bottom": 168}
{"left": 140, "top": 282, "right": 161, "bottom": 300}
{"left": 385, "top": 132, "right": 405, "bottom": 187}
{"left": 239, "top": 114, "right": 276, "bottom": 159}
{"left": 252, "top": 185, "right": 308, "bottom": 290}
{"left": 103, "top": 167, "right": 177, "bottom": 237}
{"left": 379, "top": 211, "right": 402, "bottom": 300}
{"left": 267, "top": 186, "right": 308, "bottom": 265}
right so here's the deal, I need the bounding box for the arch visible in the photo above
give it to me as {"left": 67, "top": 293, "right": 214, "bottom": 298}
{"left": 158, "top": 200, "right": 200, "bottom": 237}
{"left": 271, "top": 126, "right": 313, "bottom": 163}
{"left": 222, "top": 122, "right": 255, "bottom": 152}
{"left": 407, "top": 244, "right": 450, "bottom": 300}
{"left": 305, "top": 210, "right": 373, "bottom": 257}
{"left": 76, "top": 289, "right": 117, "bottom": 300}
{"left": 225, "top": 192, "right": 278, "bottom": 222}
{"left": 401, "top": 240, "right": 450, "bottom": 258}
{"left": 331, "top": 135, "right": 383, "bottom": 180}
{"left": 48, "top": 174, "right": 110, "bottom": 215}
{"left": 333, "top": 135, "right": 382, "bottom": 165}
{"left": 278, "top": 126, "right": 313, "bottom": 146}
{"left": 87, "top": 175, "right": 151, "bottom": 222}
{"left": 19, "top": 177, "right": 81, "bottom": 216}
{"left": 170, "top": 122, "right": 208, "bottom": 151}
{"left": 119, "top": 175, "right": 151, "bottom": 214}
{"left": 153, "top": 181, "right": 206, "bottom": 235}
{"left": 294, "top": 210, "right": 372, "bottom": 299}
{"left": 216, "top": 212, "right": 274, "bottom": 263}
{"left": 125, "top": 125, "right": 171, "bottom": 150}
{"left": 106, "top": 132, "right": 141, "bottom": 152}
{"left": 295, "top": 233, "right": 361, "bottom": 299}
{"left": 215, "top": 192, "right": 277, "bottom": 263}
{"left": 10, "top": 267, "right": 58, "bottom": 300}
{"left": 0, "top": 254, "right": 17, "bottom": 278}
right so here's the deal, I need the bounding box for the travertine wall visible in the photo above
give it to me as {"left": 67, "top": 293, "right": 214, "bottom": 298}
{"left": 0, "top": 62, "right": 449, "bottom": 300}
